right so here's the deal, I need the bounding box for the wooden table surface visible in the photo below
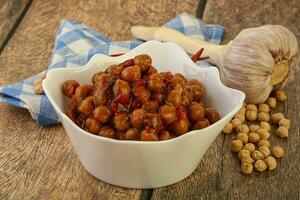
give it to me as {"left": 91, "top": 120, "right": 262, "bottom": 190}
{"left": 0, "top": 0, "right": 299, "bottom": 199}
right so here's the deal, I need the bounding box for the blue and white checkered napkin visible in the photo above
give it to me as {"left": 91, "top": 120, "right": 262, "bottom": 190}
{"left": 0, "top": 12, "right": 224, "bottom": 126}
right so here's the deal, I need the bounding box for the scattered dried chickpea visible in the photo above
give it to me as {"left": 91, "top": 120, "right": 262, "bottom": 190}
{"left": 231, "top": 140, "right": 243, "bottom": 153}
{"left": 266, "top": 97, "right": 276, "bottom": 109}
{"left": 256, "top": 128, "right": 270, "bottom": 140}
{"left": 272, "top": 146, "right": 284, "bottom": 158}
{"left": 236, "top": 124, "right": 249, "bottom": 134}
{"left": 249, "top": 124, "right": 260, "bottom": 132}
{"left": 271, "top": 113, "right": 284, "bottom": 124}
{"left": 258, "top": 146, "right": 271, "bottom": 157}
{"left": 33, "top": 71, "right": 46, "bottom": 95}
{"left": 241, "top": 163, "right": 253, "bottom": 175}
{"left": 241, "top": 156, "right": 255, "bottom": 164}
{"left": 258, "top": 104, "right": 270, "bottom": 113}
{"left": 260, "top": 121, "right": 271, "bottom": 132}
{"left": 238, "top": 149, "right": 251, "bottom": 160}
{"left": 245, "top": 110, "right": 257, "bottom": 121}
{"left": 222, "top": 122, "right": 233, "bottom": 135}
{"left": 246, "top": 104, "right": 257, "bottom": 111}
{"left": 276, "top": 126, "right": 288, "bottom": 138}
{"left": 275, "top": 90, "right": 287, "bottom": 101}
{"left": 234, "top": 114, "right": 245, "bottom": 123}
{"left": 258, "top": 139, "right": 270, "bottom": 148}
{"left": 248, "top": 132, "right": 260, "bottom": 143}
{"left": 252, "top": 150, "right": 265, "bottom": 160}
{"left": 236, "top": 133, "right": 248, "bottom": 144}
{"left": 279, "top": 118, "right": 290, "bottom": 129}
{"left": 243, "top": 143, "right": 256, "bottom": 153}
{"left": 257, "top": 112, "right": 270, "bottom": 122}
{"left": 254, "top": 159, "right": 267, "bottom": 172}
{"left": 264, "top": 156, "right": 277, "bottom": 171}
{"left": 231, "top": 118, "right": 242, "bottom": 129}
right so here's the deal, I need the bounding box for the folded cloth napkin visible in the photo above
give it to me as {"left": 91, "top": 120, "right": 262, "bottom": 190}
{"left": 0, "top": 12, "right": 224, "bottom": 126}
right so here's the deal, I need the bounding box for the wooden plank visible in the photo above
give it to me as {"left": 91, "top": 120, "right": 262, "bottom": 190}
{"left": 0, "top": 0, "right": 199, "bottom": 199}
{"left": 152, "top": 0, "right": 300, "bottom": 199}
{"left": 0, "top": 0, "right": 32, "bottom": 52}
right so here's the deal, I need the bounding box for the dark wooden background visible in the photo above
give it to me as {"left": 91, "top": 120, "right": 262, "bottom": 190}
{"left": 0, "top": 0, "right": 299, "bottom": 199}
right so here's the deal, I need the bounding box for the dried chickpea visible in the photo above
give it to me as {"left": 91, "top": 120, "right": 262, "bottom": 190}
{"left": 258, "top": 104, "right": 270, "bottom": 113}
{"left": 271, "top": 113, "right": 284, "bottom": 124}
{"left": 275, "top": 90, "right": 287, "bottom": 101}
{"left": 238, "top": 149, "right": 251, "bottom": 160}
{"left": 237, "top": 106, "right": 246, "bottom": 115}
{"left": 258, "top": 146, "right": 271, "bottom": 157}
{"left": 257, "top": 112, "right": 270, "bottom": 122}
{"left": 249, "top": 124, "right": 260, "bottom": 132}
{"left": 248, "top": 132, "right": 260, "bottom": 143}
{"left": 222, "top": 122, "right": 233, "bottom": 135}
{"left": 256, "top": 128, "right": 270, "bottom": 140}
{"left": 271, "top": 146, "right": 284, "bottom": 158}
{"left": 279, "top": 118, "right": 291, "bottom": 129}
{"left": 254, "top": 159, "right": 267, "bottom": 172}
{"left": 241, "top": 156, "right": 255, "bottom": 164}
{"left": 231, "top": 118, "right": 242, "bottom": 129}
{"left": 266, "top": 97, "right": 276, "bottom": 109}
{"left": 276, "top": 126, "right": 288, "bottom": 138}
{"left": 245, "top": 110, "right": 257, "bottom": 121}
{"left": 236, "top": 124, "right": 249, "bottom": 134}
{"left": 260, "top": 121, "right": 271, "bottom": 132}
{"left": 252, "top": 150, "right": 265, "bottom": 160}
{"left": 258, "top": 139, "right": 270, "bottom": 148}
{"left": 236, "top": 133, "right": 248, "bottom": 144}
{"left": 243, "top": 143, "right": 256, "bottom": 153}
{"left": 264, "top": 156, "right": 277, "bottom": 171}
{"left": 231, "top": 140, "right": 243, "bottom": 153}
{"left": 246, "top": 104, "right": 257, "bottom": 111}
{"left": 234, "top": 114, "right": 245, "bottom": 123}
{"left": 241, "top": 163, "right": 253, "bottom": 175}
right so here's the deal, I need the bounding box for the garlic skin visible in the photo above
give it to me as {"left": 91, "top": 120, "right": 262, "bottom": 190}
{"left": 131, "top": 25, "right": 298, "bottom": 104}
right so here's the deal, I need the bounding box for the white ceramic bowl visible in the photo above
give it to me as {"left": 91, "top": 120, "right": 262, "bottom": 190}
{"left": 43, "top": 41, "right": 245, "bottom": 189}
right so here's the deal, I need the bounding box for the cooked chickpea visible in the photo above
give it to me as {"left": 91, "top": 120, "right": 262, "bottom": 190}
{"left": 190, "top": 84, "right": 205, "bottom": 101}
{"left": 75, "top": 85, "right": 93, "bottom": 100}
{"left": 205, "top": 108, "right": 221, "bottom": 124}
{"left": 245, "top": 110, "right": 257, "bottom": 121}
{"left": 140, "top": 128, "right": 158, "bottom": 141}
{"left": 62, "top": 80, "right": 80, "bottom": 97}
{"left": 275, "top": 90, "right": 287, "bottom": 101}
{"left": 85, "top": 117, "right": 101, "bottom": 134}
{"left": 166, "top": 90, "right": 182, "bottom": 108}
{"left": 192, "top": 119, "right": 210, "bottom": 130}
{"left": 243, "top": 143, "right": 256, "bottom": 153}
{"left": 147, "top": 73, "right": 163, "bottom": 92}
{"left": 266, "top": 97, "right": 277, "bottom": 109}
{"left": 246, "top": 104, "right": 257, "bottom": 111}
{"left": 170, "top": 76, "right": 186, "bottom": 89}
{"left": 77, "top": 96, "right": 95, "bottom": 116}
{"left": 113, "top": 79, "right": 130, "bottom": 97}
{"left": 241, "top": 156, "right": 254, "bottom": 164}
{"left": 236, "top": 133, "right": 248, "bottom": 144}
{"left": 99, "top": 126, "right": 117, "bottom": 139}
{"left": 276, "top": 126, "right": 289, "bottom": 138}
{"left": 254, "top": 159, "right": 267, "bottom": 172}
{"left": 133, "top": 86, "right": 151, "bottom": 104}
{"left": 93, "top": 105, "right": 112, "bottom": 124}
{"left": 248, "top": 132, "right": 260, "bottom": 143}
{"left": 121, "top": 65, "right": 141, "bottom": 82}
{"left": 271, "top": 112, "right": 284, "bottom": 124}
{"left": 258, "top": 103, "right": 270, "bottom": 113}
{"left": 142, "top": 100, "right": 160, "bottom": 113}
{"left": 258, "top": 146, "right": 271, "bottom": 157}
{"left": 249, "top": 124, "right": 260, "bottom": 132}
{"left": 257, "top": 112, "right": 270, "bottom": 122}
{"left": 241, "top": 163, "right": 253, "bottom": 175}
{"left": 231, "top": 118, "right": 242, "bottom": 129}
{"left": 236, "top": 124, "right": 249, "bottom": 134}
{"left": 260, "top": 121, "right": 271, "bottom": 131}
{"left": 231, "top": 140, "right": 243, "bottom": 153}
{"left": 234, "top": 114, "right": 245, "bottom": 123}
{"left": 238, "top": 149, "right": 251, "bottom": 160}
{"left": 160, "top": 104, "right": 176, "bottom": 125}
{"left": 133, "top": 54, "right": 151, "bottom": 71}
{"left": 123, "top": 128, "right": 139, "bottom": 140}
{"left": 279, "top": 118, "right": 290, "bottom": 129}
{"left": 252, "top": 150, "right": 265, "bottom": 160}
{"left": 147, "top": 65, "right": 158, "bottom": 75}
{"left": 258, "top": 139, "right": 270, "bottom": 148}
{"left": 256, "top": 128, "right": 270, "bottom": 140}
{"left": 222, "top": 122, "right": 233, "bottom": 134}
{"left": 264, "top": 156, "right": 277, "bottom": 171}
{"left": 272, "top": 146, "right": 284, "bottom": 158}
{"left": 188, "top": 102, "right": 205, "bottom": 121}
{"left": 113, "top": 112, "right": 130, "bottom": 131}
{"left": 130, "top": 109, "right": 145, "bottom": 129}
{"left": 159, "top": 130, "right": 172, "bottom": 141}
{"left": 171, "top": 118, "right": 189, "bottom": 135}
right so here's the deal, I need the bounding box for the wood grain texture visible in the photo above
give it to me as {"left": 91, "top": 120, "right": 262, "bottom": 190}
{"left": 0, "top": 0, "right": 31, "bottom": 52}
{"left": 0, "top": 0, "right": 199, "bottom": 199}
{"left": 152, "top": 0, "right": 300, "bottom": 199}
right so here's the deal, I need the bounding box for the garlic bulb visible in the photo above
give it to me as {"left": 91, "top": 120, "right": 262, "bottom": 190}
{"left": 131, "top": 25, "right": 298, "bottom": 104}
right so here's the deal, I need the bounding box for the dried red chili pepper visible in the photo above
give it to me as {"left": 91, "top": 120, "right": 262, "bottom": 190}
{"left": 191, "top": 48, "right": 204, "bottom": 62}
{"left": 118, "top": 59, "right": 134, "bottom": 67}
{"left": 110, "top": 53, "right": 124, "bottom": 57}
